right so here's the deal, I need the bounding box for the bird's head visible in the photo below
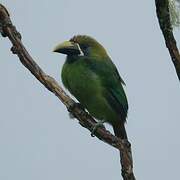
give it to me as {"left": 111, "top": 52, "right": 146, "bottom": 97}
{"left": 53, "top": 35, "right": 108, "bottom": 58}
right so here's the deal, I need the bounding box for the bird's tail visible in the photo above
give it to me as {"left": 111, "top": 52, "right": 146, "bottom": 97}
{"left": 113, "top": 122, "right": 127, "bottom": 140}
{"left": 113, "top": 122, "right": 129, "bottom": 177}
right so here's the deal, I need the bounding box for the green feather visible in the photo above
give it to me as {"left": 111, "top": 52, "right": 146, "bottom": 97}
{"left": 56, "top": 35, "right": 128, "bottom": 138}
{"left": 62, "top": 54, "right": 128, "bottom": 124}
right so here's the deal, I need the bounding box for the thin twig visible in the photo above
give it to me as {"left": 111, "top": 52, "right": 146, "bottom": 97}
{"left": 0, "top": 4, "right": 135, "bottom": 180}
{"left": 155, "top": 0, "right": 180, "bottom": 81}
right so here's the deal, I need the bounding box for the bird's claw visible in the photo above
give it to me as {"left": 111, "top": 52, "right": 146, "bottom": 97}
{"left": 11, "top": 46, "right": 19, "bottom": 54}
{"left": 68, "top": 103, "right": 85, "bottom": 119}
{"left": 68, "top": 103, "right": 85, "bottom": 112}
{"left": 74, "top": 103, "right": 85, "bottom": 110}
{"left": 68, "top": 112, "right": 75, "bottom": 119}
{"left": 91, "top": 120, "right": 106, "bottom": 137}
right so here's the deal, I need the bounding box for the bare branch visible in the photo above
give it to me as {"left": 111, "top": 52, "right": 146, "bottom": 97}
{"left": 0, "top": 4, "right": 135, "bottom": 180}
{"left": 155, "top": 0, "right": 180, "bottom": 81}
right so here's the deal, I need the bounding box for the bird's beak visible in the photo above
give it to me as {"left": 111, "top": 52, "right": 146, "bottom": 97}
{"left": 53, "top": 41, "right": 80, "bottom": 55}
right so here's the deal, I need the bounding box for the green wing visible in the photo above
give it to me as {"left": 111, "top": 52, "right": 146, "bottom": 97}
{"left": 85, "top": 57, "right": 128, "bottom": 121}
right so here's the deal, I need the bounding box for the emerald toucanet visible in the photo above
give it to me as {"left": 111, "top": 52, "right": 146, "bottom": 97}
{"left": 53, "top": 35, "right": 128, "bottom": 139}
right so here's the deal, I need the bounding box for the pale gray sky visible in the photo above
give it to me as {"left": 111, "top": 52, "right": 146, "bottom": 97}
{"left": 0, "top": 1, "right": 180, "bottom": 180}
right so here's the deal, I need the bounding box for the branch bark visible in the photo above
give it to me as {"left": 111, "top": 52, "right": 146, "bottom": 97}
{"left": 155, "top": 0, "right": 180, "bottom": 81}
{"left": 0, "top": 4, "right": 135, "bottom": 180}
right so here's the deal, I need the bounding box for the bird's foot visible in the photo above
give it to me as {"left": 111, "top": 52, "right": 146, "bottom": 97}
{"left": 68, "top": 103, "right": 85, "bottom": 119}
{"left": 91, "top": 120, "right": 106, "bottom": 137}
{"left": 74, "top": 103, "right": 85, "bottom": 110}
{"left": 68, "top": 102, "right": 85, "bottom": 112}
{"left": 68, "top": 112, "right": 75, "bottom": 119}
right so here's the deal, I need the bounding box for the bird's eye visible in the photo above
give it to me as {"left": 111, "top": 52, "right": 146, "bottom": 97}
{"left": 80, "top": 44, "right": 88, "bottom": 50}
{"left": 76, "top": 43, "right": 84, "bottom": 56}
{"left": 79, "top": 44, "right": 89, "bottom": 55}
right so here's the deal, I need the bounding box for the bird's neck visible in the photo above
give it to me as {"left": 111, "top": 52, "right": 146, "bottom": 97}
{"left": 66, "top": 55, "right": 82, "bottom": 64}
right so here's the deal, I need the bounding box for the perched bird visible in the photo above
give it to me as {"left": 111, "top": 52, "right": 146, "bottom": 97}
{"left": 53, "top": 35, "right": 128, "bottom": 139}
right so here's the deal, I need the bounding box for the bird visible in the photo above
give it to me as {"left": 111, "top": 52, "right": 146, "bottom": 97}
{"left": 53, "top": 35, "right": 128, "bottom": 140}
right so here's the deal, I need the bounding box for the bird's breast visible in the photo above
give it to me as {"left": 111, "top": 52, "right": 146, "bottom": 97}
{"left": 62, "top": 60, "right": 101, "bottom": 101}
{"left": 61, "top": 60, "right": 114, "bottom": 120}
